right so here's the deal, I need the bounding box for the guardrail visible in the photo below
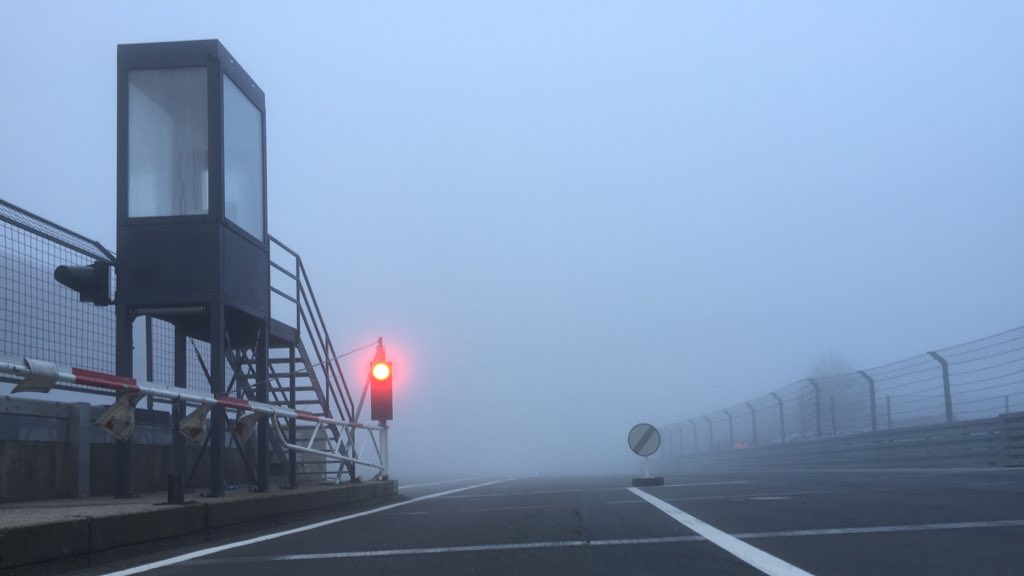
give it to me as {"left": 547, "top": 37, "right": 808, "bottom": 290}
{"left": 661, "top": 327, "right": 1024, "bottom": 458}
{"left": 658, "top": 412, "right": 1024, "bottom": 471}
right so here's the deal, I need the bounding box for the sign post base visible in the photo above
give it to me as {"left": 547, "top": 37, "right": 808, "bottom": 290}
{"left": 628, "top": 424, "right": 665, "bottom": 487}
{"left": 632, "top": 455, "right": 664, "bottom": 486}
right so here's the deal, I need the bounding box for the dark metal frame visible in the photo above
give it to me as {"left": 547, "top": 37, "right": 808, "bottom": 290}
{"left": 115, "top": 40, "right": 270, "bottom": 498}
{"left": 116, "top": 39, "right": 267, "bottom": 248}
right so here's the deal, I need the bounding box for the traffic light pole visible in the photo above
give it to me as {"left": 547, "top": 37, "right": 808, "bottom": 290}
{"left": 379, "top": 420, "right": 389, "bottom": 480}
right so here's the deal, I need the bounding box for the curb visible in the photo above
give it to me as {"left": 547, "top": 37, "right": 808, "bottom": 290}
{"left": 0, "top": 480, "right": 396, "bottom": 574}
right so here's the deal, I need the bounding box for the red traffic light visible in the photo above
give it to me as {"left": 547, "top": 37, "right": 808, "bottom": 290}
{"left": 370, "top": 339, "right": 393, "bottom": 421}
{"left": 372, "top": 361, "right": 392, "bottom": 381}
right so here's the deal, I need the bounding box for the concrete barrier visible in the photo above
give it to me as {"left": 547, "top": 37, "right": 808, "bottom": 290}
{"left": 89, "top": 505, "right": 206, "bottom": 552}
{"left": 0, "top": 480, "right": 397, "bottom": 574}
{"left": 0, "top": 518, "right": 91, "bottom": 571}
{"left": 0, "top": 396, "right": 263, "bottom": 502}
{"left": 657, "top": 412, "right": 1024, "bottom": 472}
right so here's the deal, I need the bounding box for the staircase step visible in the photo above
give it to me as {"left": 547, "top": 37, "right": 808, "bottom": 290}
{"left": 268, "top": 399, "right": 324, "bottom": 407}
{"left": 267, "top": 386, "right": 317, "bottom": 393}
{"left": 266, "top": 371, "right": 310, "bottom": 379}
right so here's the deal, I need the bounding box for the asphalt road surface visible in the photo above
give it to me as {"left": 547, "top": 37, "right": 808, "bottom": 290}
{"left": 82, "top": 467, "right": 1024, "bottom": 575}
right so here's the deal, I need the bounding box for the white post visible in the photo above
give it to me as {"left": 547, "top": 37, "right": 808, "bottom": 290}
{"left": 643, "top": 455, "right": 650, "bottom": 478}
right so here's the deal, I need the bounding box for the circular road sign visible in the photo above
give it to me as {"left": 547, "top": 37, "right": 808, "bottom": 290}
{"left": 628, "top": 423, "right": 661, "bottom": 457}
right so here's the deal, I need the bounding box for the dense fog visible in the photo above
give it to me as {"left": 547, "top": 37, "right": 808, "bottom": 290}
{"left": 2, "top": 2, "right": 1023, "bottom": 481}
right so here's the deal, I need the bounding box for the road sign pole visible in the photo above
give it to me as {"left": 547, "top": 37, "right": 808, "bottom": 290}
{"left": 629, "top": 423, "right": 664, "bottom": 487}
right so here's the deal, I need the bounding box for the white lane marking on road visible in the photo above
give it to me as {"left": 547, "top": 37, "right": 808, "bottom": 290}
{"left": 605, "top": 491, "right": 815, "bottom": 505}
{"left": 191, "top": 540, "right": 601, "bottom": 563}
{"left": 788, "top": 467, "right": 1024, "bottom": 474}
{"left": 183, "top": 517, "right": 1024, "bottom": 565}
{"left": 393, "top": 503, "right": 573, "bottom": 515}
{"left": 400, "top": 477, "right": 484, "bottom": 489}
{"left": 735, "top": 518, "right": 1024, "bottom": 539}
{"left": 660, "top": 481, "right": 752, "bottom": 488}
{"left": 437, "top": 486, "right": 627, "bottom": 498}
{"left": 187, "top": 537, "right": 703, "bottom": 564}
{"left": 629, "top": 487, "right": 815, "bottom": 576}
{"left": 100, "top": 478, "right": 519, "bottom": 576}
{"left": 434, "top": 482, "right": 747, "bottom": 499}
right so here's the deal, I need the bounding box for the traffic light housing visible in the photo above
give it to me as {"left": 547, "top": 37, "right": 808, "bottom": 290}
{"left": 371, "top": 360, "right": 393, "bottom": 422}
{"left": 54, "top": 261, "right": 112, "bottom": 306}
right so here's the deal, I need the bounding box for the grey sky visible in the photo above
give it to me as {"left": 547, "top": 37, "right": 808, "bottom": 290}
{"left": 2, "top": 1, "right": 1023, "bottom": 475}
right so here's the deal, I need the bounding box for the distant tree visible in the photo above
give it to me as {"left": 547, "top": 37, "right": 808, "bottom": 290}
{"left": 809, "top": 350, "right": 854, "bottom": 379}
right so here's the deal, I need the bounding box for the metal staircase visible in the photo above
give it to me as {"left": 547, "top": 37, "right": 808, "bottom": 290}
{"left": 217, "top": 236, "right": 366, "bottom": 484}
{"left": 263, "top": 236, "right": 362, "bottom": 483}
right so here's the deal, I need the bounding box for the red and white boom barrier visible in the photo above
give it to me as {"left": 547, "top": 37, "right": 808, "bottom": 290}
{"left": 0, "top": 357, "right": 388, "bottom": 478}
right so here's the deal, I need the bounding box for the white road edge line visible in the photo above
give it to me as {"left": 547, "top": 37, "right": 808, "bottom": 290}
{"left": 184, "top": 517, "right": 1024, "bottom": 565}
{"left": 628, "top": 487, "right": 815, "bottom": 576}
{"left": 188, "top": 536, "right": 707, "bottom": 564}
{"left": 101, "top": 477, "right": 517, "bottom": 576}
{"left": 400, "top": 477, "right": 483, "bottom": 489}
{"left": 660, "top": 481, "right": 751, "bottom": 488}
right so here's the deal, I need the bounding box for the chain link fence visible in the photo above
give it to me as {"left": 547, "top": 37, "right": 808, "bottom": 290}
{"left": 663, "top": 327, "right": 1024, "bottom": 457}
{"left": 0, "top": 198, "right": 209, "bottom": 398}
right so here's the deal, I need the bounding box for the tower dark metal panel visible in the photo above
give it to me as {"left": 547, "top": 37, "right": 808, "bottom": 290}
{"left": 116, "top": 40, "right": 269, "bottom": 330}
{"left": 116, "top": 40, "right": 270, "bottom": 497}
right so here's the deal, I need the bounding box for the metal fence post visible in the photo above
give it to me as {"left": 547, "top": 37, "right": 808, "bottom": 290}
{"left": 171, "top": 328, "right": 186, "bottom": 504}
{"left": 830, "top": 396, "right": 837, "bottom": 436}
{"left": 145, "top": 316, "right": 154, "bottom": 411}
{"left": 808, "top": 378, "right": 822, "bottom": 438}
{"left": 927, "top": 351, "right": 954, "bottom": 424}
{"left": 289, "top": 344, "right": 297, "bottom": 488}
{"left": 746, "top": 401, "right": 757, "bottom": 445}
{"left": 704, "top": 415, "right": 714, "bottom": 450}
{"left": 114, "top": 303, "right": 133, "bottom": 498}
{"left": 724, "top": 409, "right": 734, "bottom": 448}
{"left": 771, "top": 392, "right": 785, "bottom": 442}
{"left": 256, "top": 324, "right": 269, "bottom": 492}
{"left": 886, "top": 395, "right": 893, "bottom": 429}
{"left": 858, "top": 370, "right": 877, "bottom": 431}
{"left": 689, "top": 419, "right": 698, "bottom": 453}
{"left": 209, "top": 304, "right": 225, "bottom": 497}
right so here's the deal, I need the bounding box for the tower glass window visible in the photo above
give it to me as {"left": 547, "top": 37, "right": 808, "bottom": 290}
{"left": 127, "top": 67, "right": 209, "bottom": 217}
{"left": 223, "top": 74, "right": 265, "bottom": 239}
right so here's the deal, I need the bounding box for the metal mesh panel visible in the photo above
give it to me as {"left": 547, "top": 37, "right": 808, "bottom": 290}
{"left": 750, "top": 395, "right": 782, "bottom": 445}
{"left": 1, "top": 199, "right": 116, "bottom": 390}
{"left": 665, "top": 328, "right": 1024, "bottom": 456}
{"left": 0, "top": 199, "right": 113, "bottom": 261}
{"left": 816, "top": 373, "right": 872, "bottom": 436}
{"left": 0, "top": 199, "right": 219, "bottom": 399}
{"left": 942, "top": 327, "right": 1024, "bottom": 420}
{"left": 866, "top": 355, "right": 945, "bottom": 428}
